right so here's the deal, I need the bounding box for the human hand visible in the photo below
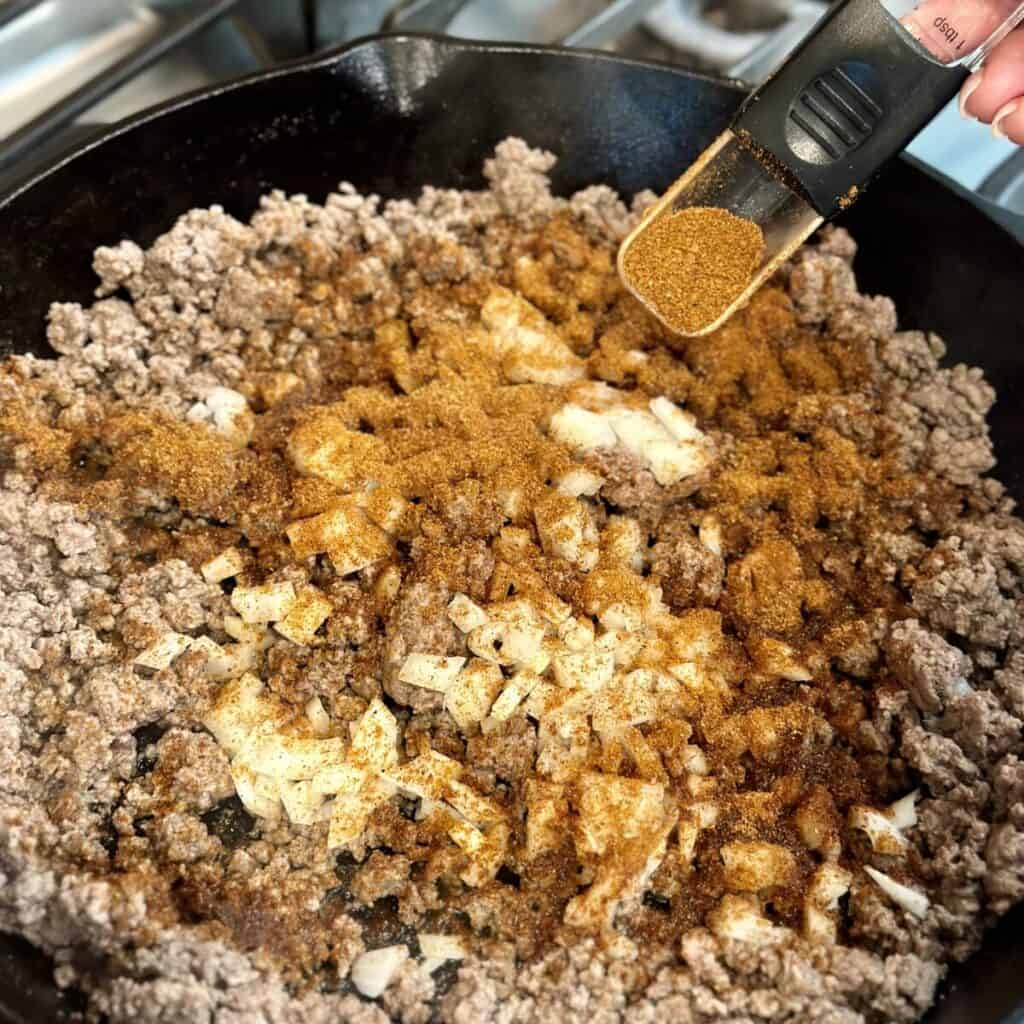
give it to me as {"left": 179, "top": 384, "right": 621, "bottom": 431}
{"left": 901, "top": 0, "right": 1024, "bottom": 143}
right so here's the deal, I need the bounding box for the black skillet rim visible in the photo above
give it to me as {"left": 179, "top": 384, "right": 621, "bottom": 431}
{"left": 0, "top": 30, "right": 742, "bottom": 208}
{"left": 2, "top": 31, "right": 1021, "bottom": 241}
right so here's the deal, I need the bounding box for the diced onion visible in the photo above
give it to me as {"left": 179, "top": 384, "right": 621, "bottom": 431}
{"left": 350, "top": 945, "right": 409, "bottom": 998}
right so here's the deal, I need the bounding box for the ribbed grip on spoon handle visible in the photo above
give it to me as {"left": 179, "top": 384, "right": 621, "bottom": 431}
{"left": 732, "top": 0, "right": 966, "bottom": 219}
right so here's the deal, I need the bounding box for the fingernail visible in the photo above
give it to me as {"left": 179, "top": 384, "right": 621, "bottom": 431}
{"left": 900, "top": 15, "right": 922, "bottom": 41}
{"left": 992, "top": 99, "right": 1021, "bottom": 140}
{"left": 958, "top": 71, "right": 983, "bottom": 118}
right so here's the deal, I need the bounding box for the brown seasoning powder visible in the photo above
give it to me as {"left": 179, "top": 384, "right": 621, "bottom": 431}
{"left": 621, "top": 206, "right": 765, "bottom": 335}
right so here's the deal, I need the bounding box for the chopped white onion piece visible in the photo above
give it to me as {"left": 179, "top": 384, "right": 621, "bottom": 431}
{"left": 448, "top": 819, "right": 510, "bottom": 887}
{"left": 230, "top": 581, "right": 296, "bottom": 624}
{"left": 363, "top": 486, "right": 410, "bottom": 534}
{"left": 525, "top": 780, "right": 566, "bottom": 860}
{"left": 204, "top": 641, "right": 258, "bottom": 681}
{"left": 230, "top": 763, "right": 281, "bottom": 821}
{"left": 720, "top": 841, "right": 797, "bottom": 892}
{"left": 447, "top": 593, "right": 489, "bottom": 633}
{"left": 274, "top": 586, "right": 333, "bottom": 645}
{"left": 235, "top": 733, "right": 346, "bottom": 782}
{"left": 418, "top": 933, "right": 467, "bottom": 961}
{"left": 488, "top": 671, "right": 540, "bottom": 723}
{"left": 305, "top": 696, "right": 331, "bottom": 737}
{"left": 558, "top": 616, "right": 595, "bottom": 651}
{"left": 522, "top": 682, "right": 565, "bottom": 720}
{"left": 279, "top": 779, "right": 324, "bottom": 826}
{"left": 327, "top": 784, "right": 386, "bottom": 849}
{"left": 500, "top": 621, "right": 546, "bottom": 666}
{"left": 809, "top": 863, "right": 852, "bottom": 911}
{"left": 863, "top": 865, "right": 930, "bottom": 919}
{"left": 312, "top": 762, "right": 367, "bottom": 797}
{"left": 384, "top": 750, "right": 462, "bottom": 802}
{"left": 708, "top": 895, "right": 787, "bottom": 945}
{"left": 134, "top": 632, "right": 192, "bottom": 671}
{"left": 642, "top": 438, "right": 707, "bottom": 487}
{"left": 752, "top": 635, "right": 813, "bottom": 682}
{"left": 699, "top": 514, "right": 722, "bottom": 557}
{"left": 534, "top": 496, "right": 599, "bottom": 572}
{"left": 189, "top": 635, "right": 225, "bottom": 665}
{"left": 574, "top": 772, "right": 666, "bottom": 856}
{"left": 398, "top": 653, "right": 466, "bottom": 692}
{"left": 608, "top": 408, "right": 672, "bottom": 454}
{"left": 444, "top": 778, "right": 505, "bottom": 827}
{"left": 348, "top": 698, "right": 399, "bottom": 772}
{"left": 206, "top": 386, "right": 251, "bottom": 436}
{"left": 201, "top": 673, "right": 288, "bottom": 756}
{"left": 286, "top": 505, "right": 391, "bottom": 576}
{"left": 597, "top": 603, "right": 644, "bottom": 633}
{"left": 888, "top": 789, "right": 920, "bottom": 830}
{"left": 200, "top": 548, "right": 245, "bottom": 584}
{"left": 552, "top": 648, "right": 615, "bottom": 691}
{"left": 223, "top": 615, "right": 269, "bottom": 646}
{"left": 555, "top": 466, "right": 605, "bottom": 498}
{"left": 445, "top": 659, "right": 504, "bottom": 731}
{"left": 849, "top": 806, "right": 909, "bottom": 855}
{"left": 350, "top": 945, "right": 409, "bottom": 998}
{"left": 186, "top": 401, "right": 210, "bottom": 425}
{"left": 681, "top": 744, "right": 709, "bottom": 775}
{"left": 648, "top": 396, "right": 704, "bottom": 442}
{"left": 549, "top": 403, "right": 617, "bottom": 454}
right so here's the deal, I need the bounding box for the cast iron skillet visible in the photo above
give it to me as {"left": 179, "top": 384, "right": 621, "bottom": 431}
{"left": 0, "top": 32, "right": 1022, "bottom": 1024}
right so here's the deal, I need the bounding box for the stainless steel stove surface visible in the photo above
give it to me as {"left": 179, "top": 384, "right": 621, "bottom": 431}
{"left": 0, "top": 0, "right": 1019, "bottom": 217}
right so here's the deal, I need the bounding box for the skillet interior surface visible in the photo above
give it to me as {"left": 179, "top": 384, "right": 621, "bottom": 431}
{"left": 0, "top": 33, "right": 1022, "bottom": 1024}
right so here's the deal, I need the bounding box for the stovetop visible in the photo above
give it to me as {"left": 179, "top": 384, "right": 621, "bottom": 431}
{"left": 0, "top": 0, "right": 1020, "bottom": 216}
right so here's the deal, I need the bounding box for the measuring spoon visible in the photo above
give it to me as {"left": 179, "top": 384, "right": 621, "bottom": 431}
{"left": 619, "top": 0, "right": 1024, "bottom": 336}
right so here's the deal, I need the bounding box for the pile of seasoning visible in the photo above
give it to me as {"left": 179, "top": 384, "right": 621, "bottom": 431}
{"left": 619, "top": 205, "right": 764, "bottom": 335}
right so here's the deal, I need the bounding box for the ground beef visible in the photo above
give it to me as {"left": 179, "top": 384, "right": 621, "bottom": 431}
{"left": 381, "top": 960, "right": 436, "bottom": 1024}
{"left": 911, "top": 539, "right": 1016, "bottom": 648}
{"left": 145, "top": 728, "right": 234, "bottom": 812}
{"left": 584, "top": 446, "right": 706, "bottom": 528}
{"left": 649, "top": 525, "right": 724, "bottom": 611}
{"left": 465, "top": 715, "right": 537, "bottom": 784}
{"left": 995, "top": 650, "right": 1024, "bottom": 719}
{"left": 1, "top": 138, "right": 1022, "bottom": 1024}
{"left": 985, "top": 822, "right": 1024, "bottom": 913}
{"left": 787, "top": 234, "right": 896, "bottom": 346}
{"left": 383, "top": 578, "right": 458, "bottom": 711}
{"left": 884, "top": 620, "right": 970, "bottom": 714}
{"left": 441, "top": 934, "right": 941, "bottom": 1024}
{"left": 352, "top": 851, "right": 414, "bottom": 906}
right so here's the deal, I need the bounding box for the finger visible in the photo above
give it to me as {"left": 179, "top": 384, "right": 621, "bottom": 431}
{"left": 901, "top": 0, "right": 1017, "bottom": 62}
{"left": 961, "top": 29, "right": 1024, "bottom": 122}
{"left": 992, "top": 97, "right": 1024, "bottom": 144}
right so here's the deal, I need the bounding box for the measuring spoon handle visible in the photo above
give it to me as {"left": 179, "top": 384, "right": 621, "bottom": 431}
{"left": 732, "top": 0, "right": 970, "bottom": 218}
